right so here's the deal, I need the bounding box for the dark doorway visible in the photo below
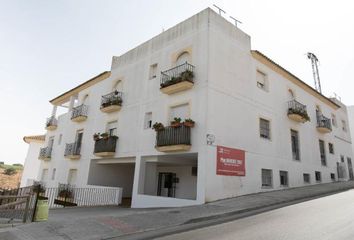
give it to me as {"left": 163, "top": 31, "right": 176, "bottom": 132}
{"left": 157, "top": 172, "right": 177, "bottom": 198}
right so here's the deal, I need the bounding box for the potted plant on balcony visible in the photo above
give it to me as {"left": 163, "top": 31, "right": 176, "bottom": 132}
{"left": 171, "top": 117, "right": 182, "bottom": 128}
{"left": 152, "top": 122, "right": 165, "bottom": 131}
{"left": 183, "top": 118, "right": 195, "bottom": 128}
{"left": 93, "top": 133, "right": 100, "bottom": 141}
{"left": 180, "top": 70, "right": 194, "bottom": 82}
{"left": 100, "top": 132, "right": 109, "bottom": 140}
{"left": 288, "top": 108, "right": 310, "bottom": 122}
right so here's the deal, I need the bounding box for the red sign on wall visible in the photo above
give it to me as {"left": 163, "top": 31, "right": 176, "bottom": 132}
{"left": 216, "top": 146, "right": 245, "bottom": 176}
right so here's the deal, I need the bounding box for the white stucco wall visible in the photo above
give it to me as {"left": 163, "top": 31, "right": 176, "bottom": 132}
{"left": 20, "top": 141, "right": 43, "bottom": 187}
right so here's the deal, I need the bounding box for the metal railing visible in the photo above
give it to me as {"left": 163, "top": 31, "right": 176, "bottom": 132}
{"left": 35, "top": 183, "right": 122, "bottom": 208}
{"left": 287, "top": 100, "right": 307, "bottom": 114}
{"left": 316, "top": 113, "right": 332, "bottom": 130}
{"left": 94, "top": 136, "right": 118, "bottom": 153}
{"left": 39, "top": 147, "right": 52, "bottom": 159}
{"left": 100, "top": 91, "right": 123, "bottom": 109}
{"left": 64, "top": 142, "right": 81, "bottom": 156}
{"left": 71, "top": 104, "right": 88, "bottom": 120}
{"left": 156, "top": 126, "right": 191, "bottom": 147}
{"left": 160, "top": 62, "right": 195, "bottom": 87}
{"left": 45, "top": 116, "right": 57, "bottom": 128}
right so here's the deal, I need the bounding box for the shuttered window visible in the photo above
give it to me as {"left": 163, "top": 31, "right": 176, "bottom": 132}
{"left": 260, "top": 118, "right": 270, "bottom": 139}
{"left": 261, "top": 169, "right": 273, "bottom": 187}
{"left": 291, "top": 130, "right": 300, "bottom": 160}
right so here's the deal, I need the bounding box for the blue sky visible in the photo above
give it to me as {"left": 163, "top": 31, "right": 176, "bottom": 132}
{"left": 1, "top": 0, "right": 354, "bottom": 164}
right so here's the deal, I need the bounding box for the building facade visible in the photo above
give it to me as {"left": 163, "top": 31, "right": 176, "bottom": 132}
{"left": 24, "top": 8, "right": 353, "bottom": 208}
{"left": 20, "top": 135, "right": 45, "bottom": 187}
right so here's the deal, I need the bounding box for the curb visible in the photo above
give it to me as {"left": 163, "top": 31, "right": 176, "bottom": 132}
{"left": 108, "top": 186, "right": 354, "bottom": 240}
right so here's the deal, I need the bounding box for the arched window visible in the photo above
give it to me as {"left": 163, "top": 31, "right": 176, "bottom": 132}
{"left": 288, "top": 89, "right": 295, "bottom": 100}
{"left": 82, "top": 94, "right": 89, "bottom": 105}
{"left": 176, "top": 51, "right": 190, "bottom": 66}
{"left": 112, "top": 80, "right": 123, "bottom": 92}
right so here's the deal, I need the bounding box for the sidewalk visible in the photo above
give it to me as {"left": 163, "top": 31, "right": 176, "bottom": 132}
{"left": 1, "top": 181, "right": 354, "bottom": 240}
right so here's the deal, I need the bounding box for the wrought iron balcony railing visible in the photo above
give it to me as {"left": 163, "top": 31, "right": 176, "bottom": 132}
{"left": 156, "top": 126, "right": 191, "bottom": 147}
{"left": 71, "top": 104, "right": 88, "bottom": 120}
{"left": 94, "top": 136, "right": 118, "bottom": 154}
{"left": 45, "top": 116, "right": 57, "bottom": 129}
{"left": 100, "top": 91, "right": 123, "bottom": 109}
{"left": 316, "top": 113, "right": 332, "bottom": 130}
{"left": 39, "top": 147, "right": 52, "bottom": 160}
{"left": 64, "top": 142, "right": 81, "bottom": 157}
{"left": 288, "top": 100, "right": 307, "bottom": 114}
{"left": 160, "top": 62, "right": 195, "bottom": 88}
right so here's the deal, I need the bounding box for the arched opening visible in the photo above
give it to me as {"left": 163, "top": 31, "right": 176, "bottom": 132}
{"left": 288, "top": 89, "right": 295, "bottom": 100}
{"left": 112, "top": 80, "right": 123, "bottom": 92}
{"left": 176, "top": 51, "right": 190, "bottom": 66}
{"left": 82, "top": 94, "right": 89, "bottom": 105}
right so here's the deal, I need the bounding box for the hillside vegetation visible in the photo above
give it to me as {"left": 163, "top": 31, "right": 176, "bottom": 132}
{"left": 0, "top": 163, "right": 23, "bottom": 189}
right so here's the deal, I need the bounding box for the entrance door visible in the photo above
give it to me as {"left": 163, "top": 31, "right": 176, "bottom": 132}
{"left": 347, "top": 158, "right": 354, "bottom": 180}
{"left": 157, "top": 172, "right": 176, "bottom": 198}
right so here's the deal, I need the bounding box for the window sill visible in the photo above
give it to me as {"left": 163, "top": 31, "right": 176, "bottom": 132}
{"left": 261, "top": 186, "right": 273, "bottom": 189}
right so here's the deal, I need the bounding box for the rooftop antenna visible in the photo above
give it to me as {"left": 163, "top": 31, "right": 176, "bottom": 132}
{"left": 307, "top": 52, "right": 322, "bottom": 93}
{"left": 230, "top": 16, "right": 242, "bottom": 27}
{"left": 333, "top": 92, "right": 342, "bottom": 102}
{"left": 213, "top": 4, "right": 226, "bottom": 16}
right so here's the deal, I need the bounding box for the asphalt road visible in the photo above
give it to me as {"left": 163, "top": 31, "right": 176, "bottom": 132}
{"left": 158, "top": 189, "right": 354, "bottom": 240}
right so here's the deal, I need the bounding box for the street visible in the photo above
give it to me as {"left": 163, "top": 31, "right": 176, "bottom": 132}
{"left": 159, "top": 189, "right": 354, "bottom": 240}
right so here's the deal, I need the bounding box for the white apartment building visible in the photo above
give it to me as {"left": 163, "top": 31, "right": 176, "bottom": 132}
{"left": 23, "top": 8, "right": 353, "bottom": 208}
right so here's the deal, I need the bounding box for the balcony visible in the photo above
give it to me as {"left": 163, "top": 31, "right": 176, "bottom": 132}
{"left": 45, "top": 116, "right": 58, "bottom": 130}
{"left": 38, "top": 147, "right": 52, "bottom": 161}
{"left": 287, "top": 100, "right": 310, "bottom": 123}
{"left": 93, "top": 135, "right": 118, "bottom": 157}
{"left": 71, "top": 104, "right": 88, "bottom": 122}
{"left": 316, "top": 113, "right": 332, "bottom": 133}
{"left": 64, "top": 142, "right": 81, "bottom": 160}
{"left": 155, "top": 125, "right": 191, "bottom": 152}
{"left": 100, "top": 91, "right": 123, "bottom": 113}
{"left": 160, "top": 62, "right": 195, "bottom": 95}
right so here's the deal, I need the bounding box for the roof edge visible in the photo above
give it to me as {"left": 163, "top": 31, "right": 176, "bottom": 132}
{"left": 23, "top": 135, "right": 45, "bottom": 144}
{"left": 50, "top": 71, "right": 111, "bottom": 106}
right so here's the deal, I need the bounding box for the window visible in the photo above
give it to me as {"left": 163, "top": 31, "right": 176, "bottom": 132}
{"left": 75, "top": 130, "right": 84, "bottom": 153}
{"left": 319, "top": 140, "right": 326, "bottom": 166}
{"left": 68, "top": 169, "right": 78, "bottom": 185}
{"left": 260, "top": 118, "right": 271, "bottom": 139}
{"left": 315, "top": 171, "right": 321, "bottom": 182}
{"left": 256, "top": 70, "right": 268, "bottom": 91}
{"left": 41, "top": 169, "right": 48, "bottom": 181}
{"left": 303, "top": 173, "right": 310, "bottom": 183}
{"left": 291, "top": 130, "right": 300, "bottom": 160}
{"left": 329, "top": 143, "right": 334, "bottom": 154}
{"left": 341, "top": 155, "right": 345, "bottom": 162}
{"left": 279, "top": 171, "right": 288, "bottom": 187}
{"left": 48, "top": 136, "right": 54, "bottom": 149}
{"left": 261, "top": 169, "right": 273, "bottom": 188}
{"left": 58, "top": 134, "right": 62, "bottom": 145}
{"left": 330, "top": 173, "right": 336, "bottom": 181}
{"left": 144, "top": 112, "right": 152, "bottom": 129}
{"left": 170, "top": 103, "right": 189, "bottom": 121}
{"left": 107, "top": 121, "right": 117, "bottom": 136}
{"left": 331, "top": 114, "right": 337, "bottom": 127}
{"left": 52, "top": 168, "right": 56, "bottom": 180}
{"left": 341, "top": 120, "right": 347, "bottom": 132}
{"left": 176, "top": 51, "right": 190, "bottom": 65}
{"left": 149, "top": 64, "right": 158, "bottom": 79}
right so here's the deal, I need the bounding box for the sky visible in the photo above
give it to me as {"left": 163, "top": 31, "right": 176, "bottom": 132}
{"left": 1, "top": 0, "right": 354, "bottom": 164}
